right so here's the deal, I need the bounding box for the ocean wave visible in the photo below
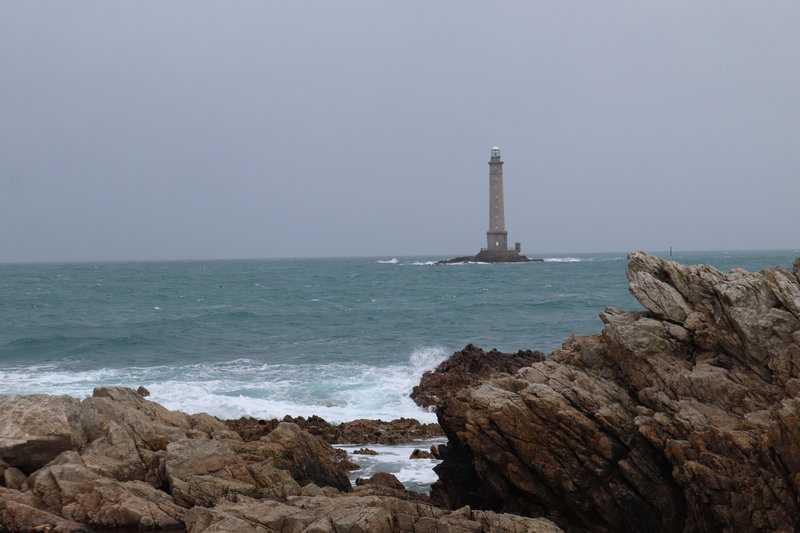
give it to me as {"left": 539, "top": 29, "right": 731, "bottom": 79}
{"left": 0, "top": 347, "right": 450, "bottom": 424}
{"left": 376, "top": 258, "right": 399, "bottom": 264}
{"left": 543, "top": 257, "right": 583, "bottom": 263}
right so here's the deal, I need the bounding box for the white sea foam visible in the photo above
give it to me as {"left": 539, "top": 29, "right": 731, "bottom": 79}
{"left": 543, "top": 257, "right": 582, "bottom": 263}
{"left": 1, "top": 347, "right": 450, "bottom": 425}
{"left": 376, "top": 258, "right": 399, "bottom": 264}
{"left": 336, "top": 438, "right": 447, "bottom": 493}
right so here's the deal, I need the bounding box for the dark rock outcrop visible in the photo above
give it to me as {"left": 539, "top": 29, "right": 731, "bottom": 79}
{"left": 411, "top": 344, "right": 546, "bottom": 409}
{"left": 437, "top": 251, "right": 543, "bottom": 264}
{"left": 420, "top": 252, "right": 800, "bottom": 533}
{"left": 225, "top": 414, "right": 443, "bottom": 444}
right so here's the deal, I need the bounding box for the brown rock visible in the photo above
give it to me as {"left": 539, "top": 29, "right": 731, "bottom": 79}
{"left": 260, "top": 422, "right": 352, "bottom": 492}
{"left": 136, "top": 385, "right": 150, "bottom": 397}
{"left": 30, "top": 463, "right": 185, "bottom": 529}
{"left": 429, "top": 445, "right": 441, "bottom": 459}
{"left": 224, "top": 414, "right": 443, "bottom": 444}
{"left": 4, "top": 466, "right": 27, "bottom": 491}
{"left": 246, "top": 461, "right": 301, "bottom": 500}
{"left": 0, "top": 395, "right": 85, "bottom": 474}
{"left": 356, "top": 472, "right": 405, "bottom": 491}
{"left": 409, "top": 448, "right": 435, "bottom": 459}
{"left": 429, "top": 252, "right": 800, "bottom": 533}
{"left": 0, "top": 385, "right": 564, "bottom": 533}
{"left": 79, "top": 418, "right": 150, "bottom": 484}
{"left": 226, "top": 422, "right": 351, "bottom": 492}
{"left": 0, "top": 487, "right": 87, "bottom": 533}
{"left": 329, "top": 417, "right": 443, "bottom": 444}
{"left": 352, "top": 447, "right": 379, "bottom": 455}
{"left": 222, "top": 416, "right": 279, "bottom": 441}
{"left": 337, "top": 458, "right": 361, "bottom": 471}
{"left": 164, "top": 438, "right": 259, "bottom": 507}
{"left": 81, "top": 387, "right": 192, "bottom": 449}
{"left": 411, "top": 344, "right": 545, "bottom": 409}
{"left": 77, "top": 386, "right": 236, "bottom": 487}
{"left": 184, "top": 494, "right": 563, "bottom": 533}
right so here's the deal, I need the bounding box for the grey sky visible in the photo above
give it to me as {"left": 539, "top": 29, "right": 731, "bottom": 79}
{"left": 1, "top": 2, "right": 798, "bottom": 262}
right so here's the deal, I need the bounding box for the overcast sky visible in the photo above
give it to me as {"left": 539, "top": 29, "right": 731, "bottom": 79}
{"left": 1, "top": 2, "right": 798, "bottom": 262}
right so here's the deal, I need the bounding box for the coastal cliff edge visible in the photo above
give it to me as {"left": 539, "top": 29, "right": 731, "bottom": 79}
{"left": 416, "top": 251, "right": 800, "bottom": 532}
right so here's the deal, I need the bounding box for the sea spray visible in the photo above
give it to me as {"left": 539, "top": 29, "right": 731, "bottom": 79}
{"left": 0, "top": 347, "right": 449, "bottom": 423}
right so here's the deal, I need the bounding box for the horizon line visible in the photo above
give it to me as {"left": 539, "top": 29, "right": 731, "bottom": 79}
{"left": 1, "top": 248, "right": 798, "bottom": 266}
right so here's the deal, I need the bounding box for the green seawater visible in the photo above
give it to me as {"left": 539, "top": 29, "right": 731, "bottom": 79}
{"left": 1, "top": 250, "right": 796, "bottom": 423}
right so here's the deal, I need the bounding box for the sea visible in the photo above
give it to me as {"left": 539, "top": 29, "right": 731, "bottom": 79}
{"left": 1, "top": 249, "right": 797, "bottom": 491}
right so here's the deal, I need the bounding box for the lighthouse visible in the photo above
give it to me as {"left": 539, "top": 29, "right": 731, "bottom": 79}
{"left": 438, "top": 146, "right": 539, "bottom": 263}
{"left": 486, "top": 146, "right": 508, "bottom": 252}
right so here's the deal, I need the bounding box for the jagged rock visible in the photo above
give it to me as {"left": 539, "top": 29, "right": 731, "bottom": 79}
{"left": 246, "top": 461, "right": 302, "bottom": 500}
{"left": 4, "top": 387, "right": 532, "bottom": 532}
{"left": 327, "top": 417, "right": 443, "bottom": 444}
{"left": 430, "top": 445, "right": 441, "bottom": 459}
{"left": 30, "top": 462, "right": 185, "bottom": 529}
{"left": 225, "top": 414, "right": 443, "bottom": 444}
{"left": 224, "top": 423, "right": 352, "bottom": 492}
{"left": 4, "top": 466, "right": 27, "bottom": 491}
{"left": 78, "top": 386, "right": 237, "bottom": 486}
{"left": 301, "top": 483, "right": 325, "bottom": 496}
{"left": 79, "top": 418, "right": 152, "bottom": 484}
{"left": 184, "top": 494, "right": 563, "bottom": 533}
{"left": 349, "top": 482, "right": 430, "bottom": 503}
{"left": 337, "top": 458, "right": 362, "bottom": 471}
{"left": 356, "top": 472, "right": 405, "bottom": 491}
{"left": 235, "top": 422, "right": 351, "bottom": 492}
{"left": 165, "top": 438, "right": 260, "bottom": 507}
{"left": 411, "top": 344, "right": 545, "bottom": 409}
{"left": 424, "top": 252, "right": 800, "bottom": 533}
{"left": 410, "top": 448, "right": 435, "bottom": 459}
{"left": 0, "top": 395, "right": 85, "bottom": 474}
{"left": 353, "top": 447, "right": 379, "bottom": 455}
{"left": 0, "top": 487, "right": 87, "bottom": 533}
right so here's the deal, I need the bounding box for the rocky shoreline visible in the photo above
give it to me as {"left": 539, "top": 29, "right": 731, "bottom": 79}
{"left": 3, "top": 251, "right": 800, "bottom": 532}
{"left": 415, "top": 252, "right": 800, "bottom": 532}
{"left": 0, "top": 386, "right": 559, "bottom": 532}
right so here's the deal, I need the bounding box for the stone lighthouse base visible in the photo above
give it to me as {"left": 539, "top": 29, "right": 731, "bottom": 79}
{"left": 438, "top": 249, "right": 542, "bottom": 264}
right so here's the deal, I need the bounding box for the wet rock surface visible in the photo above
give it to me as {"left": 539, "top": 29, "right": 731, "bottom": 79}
{"left": 420, "top": 252, "right": 800, "bottom": 533}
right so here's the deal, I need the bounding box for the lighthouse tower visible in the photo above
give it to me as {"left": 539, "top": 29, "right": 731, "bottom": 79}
{"left": 486, "top": 147, "right": 508, "bottom": 252}
{"left": 437, "top": 146, "right": 537, "bottom": 263}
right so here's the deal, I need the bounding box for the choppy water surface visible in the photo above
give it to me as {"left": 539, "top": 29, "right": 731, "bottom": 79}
{"left": 1, "top": 250, "right": 796, "bottom": 423}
